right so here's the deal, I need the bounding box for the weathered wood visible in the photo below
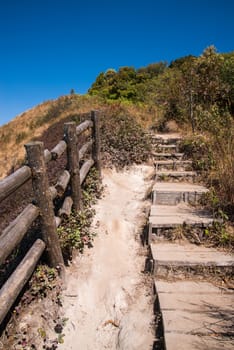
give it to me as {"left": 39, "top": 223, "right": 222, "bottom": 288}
{"left": 55, "top": 216, "right": 62, "bottom": 228}
{"left": 156, "top": 170, "right": 197, "bottom": 178}
{"left": 157, "top": 144, "right": 178, "bottom": 149}
{"left": 44, "top": 149, "right": 52, "bottom": 163}
{"left": 91, "top": 110, "right": 101, "bottom": 182}
{"left": 55, "top": 170, "right": 70, "bottom": 197}
{"left": 58, "top": 196, "right": 73, "bottom": 218}
{"left": 0, "top": 204, "right": 40, "bottom": 265}
{"left": 155, "top": 160, "right": 192, "bottom": 165}
{"left": 79, "top": 140, "right": 93, "bottom": 160}
{"left": 0, "top": 239, "right": 45, "bottom": 325}
{"left": 25, "top": 141, "right": 64, "bottom": 270}
{"left": 51, "top": 140, "right": 67, "bottom": 160}
{"left": 0, "top": 165, "right": 31, "bottom": 202}
{"left": 50, "top": 185, "right": 58, "bottom": 200}
{"left": 76, "top": 120, "right": 93, "bottom": 136}
{"left": 80, "top": 159, "right": 94, "bottom": 185}
{"left": 152, "top": 152, "right": 184, "bottom": 158}
{"left": 64, "top": 122, "right": 82, "bottom": 211}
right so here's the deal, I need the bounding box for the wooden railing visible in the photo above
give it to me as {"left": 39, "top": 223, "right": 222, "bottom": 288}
{"left": 0, "top": 110, "right": 101, "bottom": 325}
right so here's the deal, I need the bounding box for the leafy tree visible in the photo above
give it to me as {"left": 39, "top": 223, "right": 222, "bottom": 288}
{"left": 176, "top": 56, "right": 199, "bottom": 132}
{"left": 153, "top": 46, "right": 231, "bottom": 132}
{"left": 169, "top": 55, "right": 196, "bottom": 69}
{"left": 89, "top": 64, "right": 166, "bottom": 102}
{"left": 88, "top": 46, "right": 233, "bottom": 133}
{"left": 195, "top": 46, "right": 229, "bottom": 107}
{"left": 137, "top": 62, "right": 167, "bottom": 78}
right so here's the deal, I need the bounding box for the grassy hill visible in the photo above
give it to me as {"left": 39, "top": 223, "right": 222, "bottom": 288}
{"left": 0, "top": 89, "right": 161, "bottom": 179}
{"left": 0, "top": 95, "right": 102, "bottom": 178}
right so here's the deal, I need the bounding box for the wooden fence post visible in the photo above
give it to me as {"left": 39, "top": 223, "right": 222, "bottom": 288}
{"left": 64, "top": 122, "right": 82, "bottom": 211}
{"left": 91, "top": 110, "right": 101, "bottom": 182}
{"left": 25, "top": 142, "right": 64, "bottom": 272}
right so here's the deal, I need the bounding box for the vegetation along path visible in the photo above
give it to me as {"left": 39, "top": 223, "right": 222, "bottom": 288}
{"left": 58, "top": 165, "right": 155, "bottom": 350}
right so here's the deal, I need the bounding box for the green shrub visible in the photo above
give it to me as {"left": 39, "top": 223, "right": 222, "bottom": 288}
{"left": 180, "top": 136, "right": 214, "bottom": 171}
{"left": 57, "top": 168, "right": 101, "bottom": 261}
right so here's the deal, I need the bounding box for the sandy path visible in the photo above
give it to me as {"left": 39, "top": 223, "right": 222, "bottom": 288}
{"left": 58, "top": 165, "right": 155, "bottom": 350}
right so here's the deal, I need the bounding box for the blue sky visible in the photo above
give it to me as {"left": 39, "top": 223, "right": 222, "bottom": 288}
{"left": 0, "top": 0, "right": 233, "bottom": 126}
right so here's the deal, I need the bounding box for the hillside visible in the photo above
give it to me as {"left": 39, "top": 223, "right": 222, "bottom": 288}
{"left": 0, "top": 95, "right": 103, "bottom": 179}
{"left": 0, "top": 97, "right": 154, "bottom": 233}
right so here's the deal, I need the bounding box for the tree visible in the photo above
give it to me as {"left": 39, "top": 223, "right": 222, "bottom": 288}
{"left": 137, "top": 62, "right": 167, "bottom": 78}
{"left": 196, "top": 46, "right": 229, "bottom": 107}
{"left": 221, "top": 52, "right": 234, "bottom": 113}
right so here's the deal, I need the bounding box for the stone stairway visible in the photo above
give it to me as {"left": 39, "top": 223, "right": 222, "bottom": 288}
{"left": 147, "top": 133, "right": 234, "bottom": 350}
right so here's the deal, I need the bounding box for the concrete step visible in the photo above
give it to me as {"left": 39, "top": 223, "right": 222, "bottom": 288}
{"left": 157, "top": 144, "right": 178, "bottom": 148}
{"left": 148, "top": 203, "right": 214, "bottom": 243}
{"left": 151, "top": 152, "right": 184, "bottom": 160}
{"left": 150, "top": 242, "right": 234, "bottom": 273}
{"left": 155, "top": 160, "right": 193, "bottom": 171}
{"left": 151, "top": 134, "right": 182, "bottom": 144}
{"left": 154, "top": 280, "right": 234, "bottom": 350}
{"left": 152, "top": 182, "right": 208, "bottom": 205}
{"left": 157, "top": 144, "right": 178, "bottom": 152}
{"left": 155, "top": 170, "right": 197, "bottom": 181}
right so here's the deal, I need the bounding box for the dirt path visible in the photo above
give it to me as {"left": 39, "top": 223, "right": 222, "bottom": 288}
{"left": 58, "top": 165, "right": 155, "bottom": 350}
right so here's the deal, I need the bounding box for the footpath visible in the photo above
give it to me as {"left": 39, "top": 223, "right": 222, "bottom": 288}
{"left": 58, "top": 166, "right": 155, "bottom": 350}
{"left": 148, "top": 134, "right": 234, "bottom": 350}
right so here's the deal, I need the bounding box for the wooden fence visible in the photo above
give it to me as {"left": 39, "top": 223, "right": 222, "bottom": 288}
{"left": 0, "top": 110, "right": 101, "bottom": 325}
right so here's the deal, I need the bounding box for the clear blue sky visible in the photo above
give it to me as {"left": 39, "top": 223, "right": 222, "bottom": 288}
{"left": 0, "top": 0, "right": 233, "bottom": 126}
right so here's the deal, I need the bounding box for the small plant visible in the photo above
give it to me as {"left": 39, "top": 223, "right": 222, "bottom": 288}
{"left": 57, "top": 167, "right": 101, "bottom": 261}
{"left": 57, "top": 208, "right": 96, "bottom": 260}
{"left": 204, "top": 222, "right": 234, "bottom": 249}
{"left": 17, "top": 265, "right": 60, "bottom": 310}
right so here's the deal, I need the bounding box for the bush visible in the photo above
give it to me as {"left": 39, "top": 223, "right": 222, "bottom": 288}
{"left": 100, "top": 106, "right": 151, "bottom": 168}
{"left": 180, "top": 135, "right": 214, "bottom": 171}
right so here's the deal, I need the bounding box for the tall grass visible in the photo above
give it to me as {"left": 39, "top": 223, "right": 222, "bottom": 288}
{"left": 211, "top": 125, "right": 234, "bottom": 217}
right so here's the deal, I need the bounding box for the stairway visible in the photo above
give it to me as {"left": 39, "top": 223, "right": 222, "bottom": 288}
{"left": 147, "top": 133, "right": 234, "bottom": 350}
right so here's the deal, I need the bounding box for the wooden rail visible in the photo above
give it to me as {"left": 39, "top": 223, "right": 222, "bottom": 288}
{"left": 0, "top": 111, "right": 101, "bottom": 326}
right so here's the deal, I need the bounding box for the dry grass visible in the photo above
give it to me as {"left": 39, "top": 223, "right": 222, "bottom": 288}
{"left": 211, "top": 127, "right": 234, "bottom": 211}
{"left": 0, "top": 96, "right": 158, "bottom": 179}
{"left": 181, "top": 122, "right": 234, "bottom": 224}
{"left": 0, "top": 95, "right": 103, "bottom": 179}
